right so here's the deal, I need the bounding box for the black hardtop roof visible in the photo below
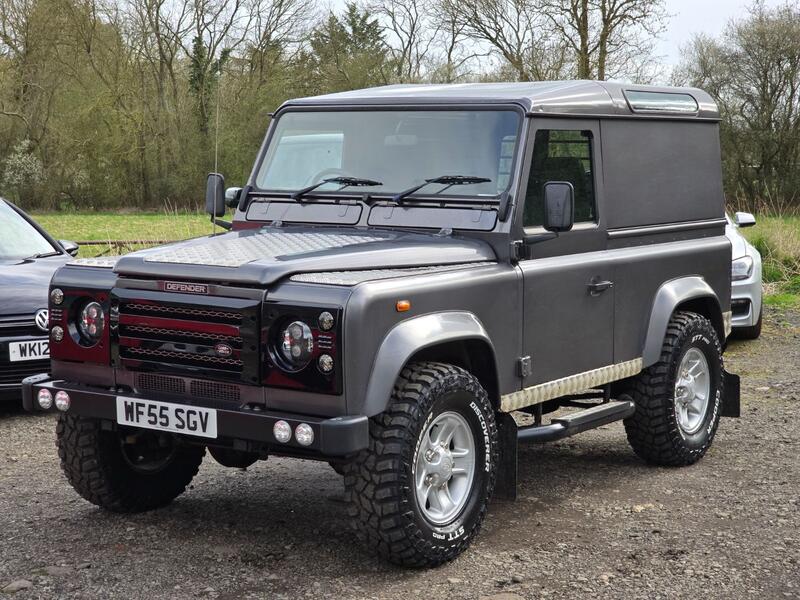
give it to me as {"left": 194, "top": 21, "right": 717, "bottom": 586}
{"left": 280, "top": 80, "right": 720, "bottom": 120}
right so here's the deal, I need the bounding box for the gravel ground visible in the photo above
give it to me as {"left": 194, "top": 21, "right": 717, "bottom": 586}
{"left": 1, "top": 306, "right": 798, "bottom": 600}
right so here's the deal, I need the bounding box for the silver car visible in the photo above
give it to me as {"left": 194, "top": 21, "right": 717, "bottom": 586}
{"left": 726, "top": 212, "right": 763, "bottom": 339}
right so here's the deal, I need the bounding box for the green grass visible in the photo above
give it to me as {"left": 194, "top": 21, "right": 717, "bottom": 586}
{"left": 764, "top": 293, "right": 800, "bottom": 309}
{"left": 741, "top": 215, "right": 800, "bottom": 304}
{"left": 31, "top": 212, "right": 212, "bottom": 257}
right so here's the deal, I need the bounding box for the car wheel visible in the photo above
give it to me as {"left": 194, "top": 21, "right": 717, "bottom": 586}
{"left": 624, "top": 311, "right": 724, "bottom": 466}
{"left": 57, "top": 414, "right": 205, "bottom": 512}
{"left": 345, "top": 362, "right": 498, "bottom": 567}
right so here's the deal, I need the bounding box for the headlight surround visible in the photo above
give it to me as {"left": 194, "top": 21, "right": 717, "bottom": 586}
{"left": 277, "top": 320, "right": 315, "bottom": 371}
{"left": 731, "top": 256, "right": 754, "bottom": 281}
{"left": 77, "top": 301, "right": 105, "bottom": 345}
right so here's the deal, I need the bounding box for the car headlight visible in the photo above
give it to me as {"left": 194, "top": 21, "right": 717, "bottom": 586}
{"left": 277, "top": 320, "right": 314, "bottom": 371}
{"left": 731, "top": 256, "right": 754, "bottom": 281}
{"left": 78, "top": 301, "right": 105, "bottom": 344}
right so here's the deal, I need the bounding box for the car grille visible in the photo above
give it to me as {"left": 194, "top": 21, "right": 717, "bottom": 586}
{"left": 0, "top": 360, "right": 49, "bottom": 386}
{"left": 0, "top": 315, "right": 40, "bottom": 338}
{"left": 134, "top": 373, "right": 241, "bottom": 402}
{"left": 115, "top": 291, "right": 260, "bottom": 384}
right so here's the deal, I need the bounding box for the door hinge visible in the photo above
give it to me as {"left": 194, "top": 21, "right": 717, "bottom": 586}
{"left": 510, "top": 240, "right": 530, "bottom": 262}
{"left": 517, "top": 356, "right": 532, "bottom": 378}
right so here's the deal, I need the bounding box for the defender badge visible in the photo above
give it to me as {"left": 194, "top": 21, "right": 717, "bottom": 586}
{"left": 214, "top": 343, "right": 233, "bottom": 358}
{"left": 163, "top": 281, "right": 209, "bottom": 294}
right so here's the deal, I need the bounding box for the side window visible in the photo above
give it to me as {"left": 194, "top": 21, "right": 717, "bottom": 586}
{"left": 523, "top": 130, "right": 596, "bottom": 228}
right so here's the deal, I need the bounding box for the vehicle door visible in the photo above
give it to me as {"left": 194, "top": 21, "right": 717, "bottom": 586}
{"left": 516, "top": 119, "right": 614, "bottom": 386}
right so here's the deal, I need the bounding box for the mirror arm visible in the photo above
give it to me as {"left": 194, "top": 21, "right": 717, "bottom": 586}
{"left": 498, "top": 191, "right": 513, "bottom": 221}
{"left": 213, "top": 218, "right": 232, "bottom": 231}
{"left": 512, "top": 232, "right": 558, "bottom": 261}
{"left": 237, "top": 185, "right": 253, "bottom": 212}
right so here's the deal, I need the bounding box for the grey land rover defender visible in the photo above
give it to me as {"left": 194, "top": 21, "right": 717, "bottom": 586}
{"left": 23, "top": 81, "right": 740, "bottom": 567}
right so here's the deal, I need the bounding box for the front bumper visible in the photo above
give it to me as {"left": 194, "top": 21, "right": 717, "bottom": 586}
{"left": 731, "top": 267, "right": 763, "bottom": 329}
{"left": 22, "top": 374, "right": 368, "bottom": 457}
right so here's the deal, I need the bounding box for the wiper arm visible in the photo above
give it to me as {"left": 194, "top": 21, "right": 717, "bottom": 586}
{"left": 291, "top": 176, "right": 383, "bottom": 201}
{"left": 391, "top": 175, "right": 492, "bottom": 204}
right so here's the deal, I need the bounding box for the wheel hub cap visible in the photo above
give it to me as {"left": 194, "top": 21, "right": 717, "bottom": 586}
{"left": 414, "top": 411, "right": 476, "bottom": 525}
{"left": 674, "top": 347, "right": 711, "bottom": 435}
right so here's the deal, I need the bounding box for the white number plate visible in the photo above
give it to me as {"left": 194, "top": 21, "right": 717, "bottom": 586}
{"left": 116, "top": 397, "right": 218, "bottom": 439}
{"left": 8, "top": 339, "right": 49, "bottom": 362}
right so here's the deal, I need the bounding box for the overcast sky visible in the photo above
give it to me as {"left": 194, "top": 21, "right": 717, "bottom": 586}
{"left": 657, "top": 0, "right": 784, "bottom": 67}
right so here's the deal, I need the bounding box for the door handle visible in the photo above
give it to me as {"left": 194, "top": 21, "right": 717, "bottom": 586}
{"left": 588, "top": 279, "right": 614, "bottom": 296}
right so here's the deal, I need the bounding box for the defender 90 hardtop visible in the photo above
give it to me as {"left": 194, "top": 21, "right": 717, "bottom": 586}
{"left": 24, "top": 81, "right": 739, "bottom": 567}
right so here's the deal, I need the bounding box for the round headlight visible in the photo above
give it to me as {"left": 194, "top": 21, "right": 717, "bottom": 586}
{"left": 78, "top": 301, "right": 105, "bottom": 344}
{"left": 278, "top": 320, "right": 314, "bottom": 370}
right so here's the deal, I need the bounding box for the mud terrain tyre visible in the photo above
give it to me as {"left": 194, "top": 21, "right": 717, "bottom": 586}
{"left": 57, "top": 414, "right": 205, "bottom": 513}
{"left": 345, "top": 362, "right": 498, "bottom": 567}
{"left": 625, "top": 311, "right": 724, "bottom": 466}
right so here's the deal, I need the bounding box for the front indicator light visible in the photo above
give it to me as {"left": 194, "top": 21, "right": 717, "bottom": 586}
{"left": 51, "top": 325, "right": 64, "bottom": 342}
{"left": 50, "top": 288, "right": 64, "bottom": 305}
{"left": 318, "top": 354, "right": 334, "bottom": 374}
{"left": 37, "top": 389, "right": 53, "bottom": 409}
{"left": 295, "top": 423, "right": 314, "bottom": 447}
{"left": 54, "top": 391, "right": 71, "bottom": 412}
{"left": 318, "top": 311, "right": 334, "bottom": 331}
{"left": 273, "top": 420, "right": 291, "bottom": 443}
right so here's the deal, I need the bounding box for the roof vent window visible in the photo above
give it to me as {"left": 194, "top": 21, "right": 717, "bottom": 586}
{"left": 624, "top": 90, "right": 699, "bottom": 114}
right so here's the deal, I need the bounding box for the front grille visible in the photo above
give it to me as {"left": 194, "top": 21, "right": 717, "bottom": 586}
{"left": 0, "top": 315, "right": 39, "bottom": 338}
{"left": 115, "top": 291, "right": 259, "bottom": 384}
{"left": 0, "top": 360, "right": 48, "bottom": 385}
{"left": 135, "top": 373, "right": 186, "bottom": 395}
{"left": 190, "top": 379, "right": 240, "bottom": 402}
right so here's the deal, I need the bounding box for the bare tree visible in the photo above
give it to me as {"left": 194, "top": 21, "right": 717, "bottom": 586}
{"left": 443, "top": 0, "right": 569, "bottom": 81}
{"left": 536, "top": 0, "right": 667, "bottom": 80}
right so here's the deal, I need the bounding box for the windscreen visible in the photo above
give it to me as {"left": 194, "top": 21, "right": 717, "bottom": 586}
{"left": 256, "top": 110, "right": 521, "bottom": 198}
{"left": 0, "top": 201, "right": 57, "bottom": 260}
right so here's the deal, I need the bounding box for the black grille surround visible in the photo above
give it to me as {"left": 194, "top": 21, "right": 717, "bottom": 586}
{"left": 112, "top": 287, "right": 262, "bottom": 385}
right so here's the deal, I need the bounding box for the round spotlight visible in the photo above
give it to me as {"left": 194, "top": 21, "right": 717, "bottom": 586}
{"left": 51, "top": 325, "right": 64, "bottom": 342}
{"left": 295, "top": 423, "right": 314, "bottom": 447}
{"left": 54, "top": 391, "right": 71, "bottom": 412}
{"left": 318, "top": 311, "right": 334, "bottom": 331}
{"left": 37, "top": 388, "right": 53, "bottom": 410}
{"left": 318, "top": 354, "right": 334, "bottom": 374}
{"left": 50, "top": 288, "right": 64, "bottom": 305}
{"left": 273, "top": 420, "right": 292, "bottom": 444}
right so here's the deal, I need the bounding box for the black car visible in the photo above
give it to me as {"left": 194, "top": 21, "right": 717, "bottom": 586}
{"left": 1, "top": 199, "right": 77, "bottom": 400}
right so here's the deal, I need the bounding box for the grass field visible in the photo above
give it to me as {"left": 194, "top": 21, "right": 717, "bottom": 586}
{"left": 30, "top": 211, "right": 799, "bottom": 304}
{"left": 741, "top": 216, "right": 800, "bottom": 306}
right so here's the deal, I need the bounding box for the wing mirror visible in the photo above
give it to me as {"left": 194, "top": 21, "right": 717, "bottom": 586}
{"left": 543, "top": 181, "right": 575, "bottom": 233}
{"left": 59, "top": 240, "right": 79, "bottom": 257}
{"left": 205, "top": 173, "right": 226, "bottom": 218}
{"left": 734, "top": 211, "right": 756, "bottom": 228}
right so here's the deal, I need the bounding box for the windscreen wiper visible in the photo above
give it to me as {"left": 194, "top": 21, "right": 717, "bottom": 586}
{"left": 391, "top": 175, "right": 492, "bottom": 204}
{"left": 291, "top": 176, "right": 383, "bottom": 201}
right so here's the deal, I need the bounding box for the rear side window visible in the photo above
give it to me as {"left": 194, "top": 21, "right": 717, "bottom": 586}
{"left": 523, "top": 130, "right": 596, "bottom": 227}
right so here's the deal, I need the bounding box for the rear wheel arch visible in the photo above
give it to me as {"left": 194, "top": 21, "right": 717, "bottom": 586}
{"left": 643, "top": 277, "right": 724, "bottom": 367}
